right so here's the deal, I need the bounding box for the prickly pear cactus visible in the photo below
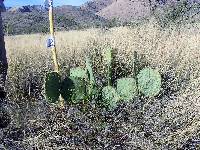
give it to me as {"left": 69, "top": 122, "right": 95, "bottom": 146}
{"left": 70, "top": 67, "right": 86, "bottom": 79}
{"left": 71, "top": 77, "right": 86, "bottom": 102}
{"left": 85, "top": 57, "right": 95, "bottom": 85}
{"left": 102, "top": 86, "right": 120, "bottom": 109}
{"left": 89, "top": 85, "right": 100, "bottom": 100}
{"left": 60, "top": 77, "right": 74, "bottom": 102}
{"left": 61, "top": 77, "right": 86, "bottom": 104}
{"left": 137, "top": 68, "right": 161, "bottom": 97}
{"left": 85, "top": 57, "right": 97, "bottom": 98}
{"left": 117, "top": 78, "right": 137, "bottom": 101}
{"left": 45, "top": 72, "right": 61, "bottom": 103}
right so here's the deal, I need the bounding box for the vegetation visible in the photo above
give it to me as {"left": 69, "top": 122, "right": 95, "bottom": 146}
{"left": 1, "top": 1, "right": 200, "bottom": 149}
{"left": 1, "top": 9, "right": 106, "bottom": 35}
{"left": 44, "top": 46, "right": 161, "bottom": 109}
{"left": 0, "top": 21, "right": 200, "bottom": 149}
{"left": 153, "top": 0, "right": 200, "bottom": 28}
{"left": 2, "top": 1, "right": 200, "bottom": 36}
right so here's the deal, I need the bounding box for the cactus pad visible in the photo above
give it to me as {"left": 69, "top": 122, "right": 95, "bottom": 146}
{"left": 45, "top": 72, "right": 61, "bottom": 103}
{"left": 104, "top": 47, "right": 113, "bottom": 64}
{"left": 71, "top": 77, "right": 86, "bottom": 103}
{"left": 85, "top": 57, "right": 95, "bottom": 85}
{"left": 70, "top": 67, "right": 86, "bottom": 79}
{"left": 102, "top": 86, "right": 120, "bottom": 109}
{"left": 117, "top": 78, "right": 137, "bottom": 101}
{"left": 137, "top": 68, "right": 161, "bottom": 97}
{"left": 61, "top": 77, "right": 86, "bottom": 104}
{"left": 85, "top": 57, "right": 97, "bottom": 98}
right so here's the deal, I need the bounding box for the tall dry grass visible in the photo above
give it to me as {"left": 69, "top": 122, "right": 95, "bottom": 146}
{"left": 2, "top": 21, "right": 200, "bottom": 149}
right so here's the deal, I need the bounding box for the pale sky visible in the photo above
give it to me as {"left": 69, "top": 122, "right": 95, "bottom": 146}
{"left": 4, "top": 0, "right": 89, "bottom": 7}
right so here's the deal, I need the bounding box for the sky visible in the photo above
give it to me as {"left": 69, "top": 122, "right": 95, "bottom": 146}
{"left": 4, "top": 0, "right": 89, "bottom": 7}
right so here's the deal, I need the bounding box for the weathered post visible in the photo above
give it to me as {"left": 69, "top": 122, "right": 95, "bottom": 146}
{"left": 47, "top": 0, "right": 59, "bottom": 73}
{"left": 0, "top": 0, "right": 11, "bottom": 129}
{"left": 0, "top": 0, "right": 7, "bottom": 100}
{"left": 46, "top": 0, "right": 64, "bottom": 108}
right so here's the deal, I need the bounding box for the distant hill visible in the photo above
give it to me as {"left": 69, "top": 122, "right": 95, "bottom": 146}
{"left": 1, "top": 4, "right": 107, "bottom": 35}
{"left": 81, "top": 0, "right": 115, "bottom": 13}
{"left": 96, "top": 0, "right": 151, "bottom": 21}
{"left": 7, "top": 5, "right": 45, "bottom": 13}
{"left": 83, "top": 0, "right": 200, "bottom": 21}
{"left": 2, "top": 0, "right": 200, "bottom": 35}
{"left": 55, "top": 5, "right": 105, "bottom": 25}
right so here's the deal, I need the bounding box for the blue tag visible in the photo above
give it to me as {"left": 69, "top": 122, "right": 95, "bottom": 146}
{"left": 47, "top": 37, "right": 55, "bottom": 48}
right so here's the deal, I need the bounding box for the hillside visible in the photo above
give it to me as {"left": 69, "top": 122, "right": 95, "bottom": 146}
{"left": 97, "top": 0, "right": 151, "bottom": 21}
{"left": 1, "top": 4, "right": 107, "bottom": 35}
{"left": 80, "top": 0, "right": 115, "bottom": 13}
{"left": 2, "top": 0, "right": 200, "bottom": 35}
{"left": 7, "top": 5, "right": 45, "bottom": 13}
{"left": 55, "top": 5, "right": 105, "bottom": 25}
{"left": 82, "top": 0, "right": 200, "bottom": 21}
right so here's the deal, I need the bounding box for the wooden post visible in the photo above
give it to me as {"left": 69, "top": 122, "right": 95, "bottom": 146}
{"left": 48, "top": 0, "right": 64, "bottom": 108}
{"left": 48, "top": 0, "right": 59, "bottom": 73}
{"left": 0, "top": 9, "right": 7, "bottom": 96}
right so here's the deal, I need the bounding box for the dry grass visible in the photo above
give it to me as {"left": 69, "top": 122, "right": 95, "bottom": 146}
{"left": 1, "top": 21, "right": 200, "bottom": 149}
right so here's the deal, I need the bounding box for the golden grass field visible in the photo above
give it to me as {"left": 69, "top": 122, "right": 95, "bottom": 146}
{"left": 2, "top": 21, "right": 200, "bottom": 149}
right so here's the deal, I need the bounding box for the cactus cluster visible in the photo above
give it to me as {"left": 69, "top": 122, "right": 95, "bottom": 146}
{"left": 45, "top": 48, "right": 162, "bottom": 110}
{"left": 45, "top": 57, "right": 96, "bottom": 104}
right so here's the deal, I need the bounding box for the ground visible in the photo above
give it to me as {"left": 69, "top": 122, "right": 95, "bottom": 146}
{"left": 1, "top": 21, "right": 200, "bottom": 149}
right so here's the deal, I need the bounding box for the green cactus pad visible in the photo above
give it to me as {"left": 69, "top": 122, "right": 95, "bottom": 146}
{"left": 117, "top": 78, "right": 137, "bottom": 101}
{"left": 85, "top": 57, "right": 95, "bottom": 85}
{"left": 104, "top": 47, "right": 113, "bottom": 64}
{"left": 61, "top": 77, "right": 86, "bottom": 104}
{"left": 60, "top": 77, "right": 74, "bottom": 102}
{"left": 85, "top": 57, "right": 97, "bottom": 99}
{"left": 71, "top": 77, "right": 86, "bottom": 102}
{"left": 70, "top": 67, "right": 86, "bottom": 79}
{"left": 102, "top": 86, "right": 120, "bottom": 109}
{"left": 137, "top": 68, "right": 161, "bottom": 97}
{"left": 90, "top": 86, "right": 100, "bottom": 100}
{"left": 45, "top": 72, "right": 61, "bottom": 103}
